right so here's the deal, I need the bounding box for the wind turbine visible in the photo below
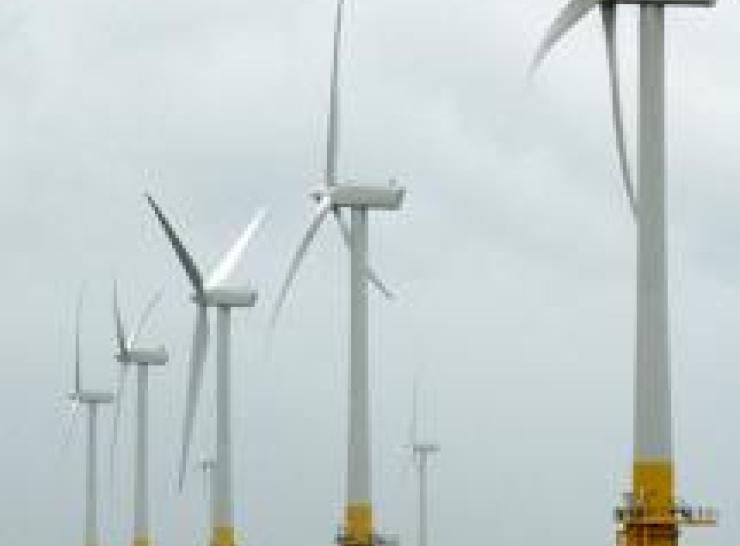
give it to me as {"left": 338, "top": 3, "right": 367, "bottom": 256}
{"left": 110, "top": 282, "right": 169, "bottom": 546}
{"left": 146, "top": 193, "right": 266, "bottom": 546}
{"left": 67, "top": 293, "right": 114, "bottom": 546}
{"left": 406, "top": 382, "right": 439, "bottom": 546}
{"left": 269, "top": 1, "right": 405, "bottom": 545}
{"left": 531, "top": 0, "right": 717, "bottom": 544}
{"left": 199, "top": 459, "right": 217, "bottom": 546}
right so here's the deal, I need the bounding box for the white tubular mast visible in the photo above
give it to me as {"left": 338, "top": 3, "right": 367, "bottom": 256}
{"left": 348, "top": 207, "right": 371, "bottom": 510}
{"left": 85, "top": 404, "right": 99, "bottom": 546}
{"left": 635, "top": 3, "right": 671, "bottom": 463}
{"left": 134, "top": 366, "right": 150, "bottom": 543}
{"left": 215, "top": 306, "right": 234, "bottom": 541}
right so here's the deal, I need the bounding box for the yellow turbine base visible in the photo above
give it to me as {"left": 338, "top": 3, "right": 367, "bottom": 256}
{"left": 212, "top": 527, "right": 237, "bottom": 546}
{"left": 633, "top": 460, "right": 674, "bottom": 513}
{"left": 133, "top": 538, "right": 151, "bottom": 546}
{"left": 344, "top": 503, "right": 373, "bottom": 545}
{"left": 621, "top": 460, "right": 677, "bottom": 546}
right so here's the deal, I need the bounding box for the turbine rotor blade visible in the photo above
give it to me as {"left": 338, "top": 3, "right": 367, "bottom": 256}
{"left": 269, "top": 196, "right": 333, "bottom": 329}
{"left": 325, "top": 0, "right": 346, "bottom": 187}
{"left": 601, "top": 3, "right": 637, "bottom": 218}
{"left": 178, "top": 305, "right": 210, "bottom": 490}
{"left": 128, "top": 284, "right": 166, "bottom": 349}
{"left": 146, "top": 193, "right": 204, "bottom": 296}
{"left": 530, "top": 0, "right": 600, "bottom": 74}
{"left": 206, "top": 208, "right": 268, "bottom": 290}
{"left": 59, "top": 402, "right": 81, "bottom": 460}
{"left": 113, "top": 280, "right": 128, "bottom": 358}
{"left": 332, "top": 208, "right": 394, "bottom": 300}
{"left": 75, "top": 291, "right": 83, "bottom": 394}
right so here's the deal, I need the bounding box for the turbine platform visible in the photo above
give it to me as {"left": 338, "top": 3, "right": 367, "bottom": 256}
{"left": 335, "top": 530, "right": 399, "bottom": 546}
{"left": 614, "top": 496, "right": 717, "bottom": 546}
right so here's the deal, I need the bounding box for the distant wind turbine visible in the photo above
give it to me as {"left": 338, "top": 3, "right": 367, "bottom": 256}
{"left": 406, "top": 381, "right": 439, "bottom": 546}
{"left": 146, "top": 194, "right": 266, "bottom": 546}
{"left": 66, "top": 292, "right": 114, "bottom": 546}
{"left": 270, "top": 1, "right": 405, "bottom": 544}
{"left": 110, "top": 282, "right": 169, "bottom": 546}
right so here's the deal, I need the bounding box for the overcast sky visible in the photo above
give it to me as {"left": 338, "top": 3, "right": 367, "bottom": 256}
{"left": 1, "top": 0, "right": 738, "bottom": 545}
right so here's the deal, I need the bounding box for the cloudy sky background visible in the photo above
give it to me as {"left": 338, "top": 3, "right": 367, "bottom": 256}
{"left": 0, "top": 0, "right": 738, "bottom": 545}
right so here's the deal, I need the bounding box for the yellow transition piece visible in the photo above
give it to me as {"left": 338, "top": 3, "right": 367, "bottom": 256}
{"left": 345, "top": 503, "right": 373, "bottom": 545}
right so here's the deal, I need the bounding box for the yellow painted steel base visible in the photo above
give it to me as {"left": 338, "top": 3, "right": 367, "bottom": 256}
{"left": 133, "top": 537, "right": 151, "bottom": 546}
{"left": 615, "top": 461, "right": 717, "bottom": 546}
{"left": 212, "top": 527, "right": 237, "bottom": 546}
{"left": 340, "top": 503, "right": 373, "bottom": 546}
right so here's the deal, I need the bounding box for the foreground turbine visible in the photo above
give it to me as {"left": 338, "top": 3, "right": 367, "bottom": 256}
{"left": 532, "top": 1, "right": 717, "bottom": 545}
{"left": 110, "top": 283, "right": 169, "bottom": 546}
{"left": 270, "top": 2, "right": 404, "bottom": 545}
{"left": 67, "top": 293, "right": 114, "bottom": 546}
{"left": 147, "top": 194, "right": 266, "bottom": 546}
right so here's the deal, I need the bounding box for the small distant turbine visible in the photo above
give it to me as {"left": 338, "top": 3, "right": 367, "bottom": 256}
{"left": 199, "top": 459, "right": 217, "bottom": 544}
{"left": 146, "top": 194, "right": 266, "bottom": 546}
{"left": 270, "top": 1, "right": 404, "bottom": 544}
{"left": 67, "top": 292, "right": 114, "bottom": 546}
{"left": 531, "top": 0, "right": 718, "bottom": 542}
{"left": 406, "top": 382, "right": 439, "bottom": 546}
{"left": 110, "top": 282, "right": 169, "bottom": 546}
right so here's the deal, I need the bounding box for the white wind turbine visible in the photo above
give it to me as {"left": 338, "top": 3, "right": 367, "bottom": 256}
{"left": 199, "top": 458, "right": 217, "bottom": 544}
{"left": 270, "top": 1, "right": 405, "bottom": 544}
{"left": 146, "top": 194, "right": 267, "bottom": 546}
{"left": 110, "top": 282, "right": 169, "bottom": 546}
{"left": 67, "top": 293, "right": 114, "bottom": 546}
{"left": 531, "top": 0, "right": 716, "bottom": 542}
{"left": 406, "top": 381, "right": 439, "bottom": 546}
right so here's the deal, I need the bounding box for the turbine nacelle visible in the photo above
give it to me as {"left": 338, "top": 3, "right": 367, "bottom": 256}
{"left": 191, "top": 286, "right": 258, "bottom": 308}
{"left": 70, "top": 391, "right": 115, "bottom": 405}
{"left": 310, "top": 182, "right": 406, "bottom": 211}
{"left": 116, "top": 346, "right": 169, "bottom": 366}
{"left": 412, "top": 442, "right": 441, "bottom": 455}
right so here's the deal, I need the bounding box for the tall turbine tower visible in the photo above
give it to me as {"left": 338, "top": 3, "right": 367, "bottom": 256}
{"left": 67, "top": 294, "right": 114, "bottom": 546}
{"left": 531, "top": 1, "right": 717, "bottom": 545}
{"left": 269, "top": 1, "right": 404, "bottom": 545}
{"left": 406, "top": 383, "right": 439, "bottom": 546}
{"left": 146, "top": 195, "right": 266, "bottom": 546}
{"left": 110, "top": 283, "right": 169, "bottom": 546}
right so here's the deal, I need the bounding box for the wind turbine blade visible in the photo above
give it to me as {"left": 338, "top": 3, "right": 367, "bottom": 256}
{"left": 113, "top": 280, "right": 127, "bottom": 358}
{"left": 109, "top": 365, "right": 131, "bottom": 481}
{"left": 60, "top": 402, "right": 81, "bottom": 458}
{"left": 128, "top": 285, "right": 166, "bottom": 348}
{"left": 269, "top": 196, "right": 333, "bottom": 329}
{"left": 601, "top": 3, "right": 637, "bottom": 218}
{"left": 145, "top": 193, "right": 204, "bottom": 296}
{"left": 411, "top": 374, "right": 419, "bottom": 447}
{"left": 75, "top": 291, "right": 83, "bottom": 394}
{"left": 325, "top": 0, "right": 346, "bottom": 186}
{"left": 332, "top": 208, "right": 395, "bottom": 300}
{"left": 530, "top": 0, "right": 600, "bottom": 74}
{"left": 178, "top": 305, "right": 210, "bottom": 490}
{"left": 206, "top": 208, "right": 268, "bottom": 290}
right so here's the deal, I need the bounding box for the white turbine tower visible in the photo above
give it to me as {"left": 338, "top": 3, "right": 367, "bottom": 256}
{"left": 531, "top": 1, "right": 717, "bottom": 545}
{"left": 110, "top": 282, "right": 169, "bottom": 546}
{"left": 406, "top": 383, "right": 439, "bottom": 546}
{"left": 270, "top": 1, "right": 404, "bottom": 544}
{"left": 67, "top": 293, "right": 114, "bottom": 546}
{"left": 146, "top": 194, "right": 266, "bottom": 546}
